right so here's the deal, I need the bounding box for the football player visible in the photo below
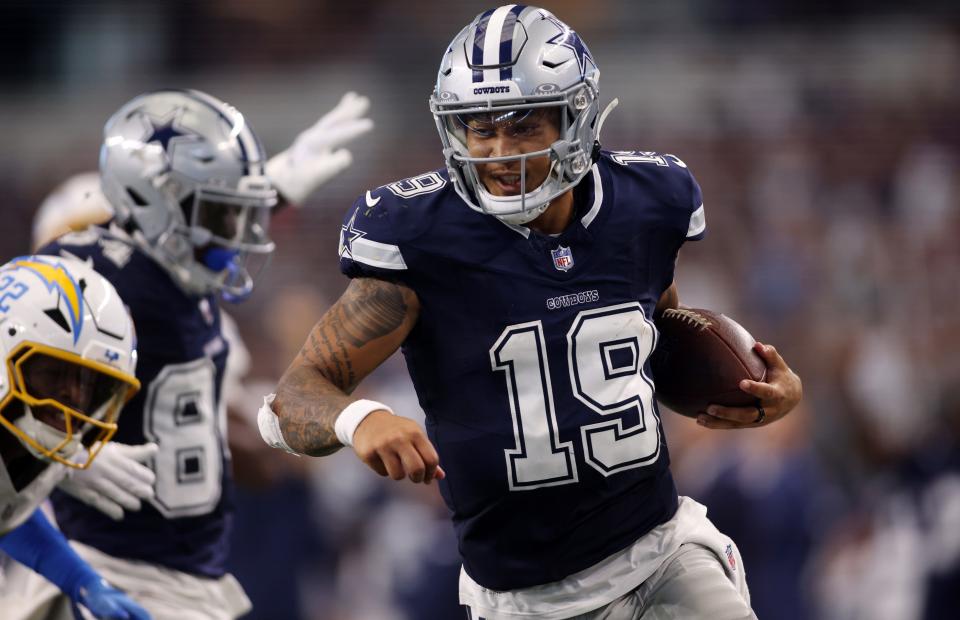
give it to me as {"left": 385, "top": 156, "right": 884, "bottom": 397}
{"left": 24, "top": 90, "right": 372, "bottom": 529}
{"left": 6, "top": 88, "right": 369, "bottom": 620}
{"left": 0, "top": 255, "right": 148, "bottom": 619}
{"left": 260, "top": 6, "right": 802, "bottom": 619}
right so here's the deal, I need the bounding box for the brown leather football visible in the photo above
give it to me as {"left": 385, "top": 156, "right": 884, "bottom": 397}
{"left": 651, "top": 307, "right": 766, "bottom": 418}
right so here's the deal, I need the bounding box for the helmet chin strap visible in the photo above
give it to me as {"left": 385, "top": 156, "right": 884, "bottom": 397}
{"left": 478, "top": 183, "right": 552, "bottom": 225}
{"left": 596, "top": 98, "right": 619, "bottom": 144}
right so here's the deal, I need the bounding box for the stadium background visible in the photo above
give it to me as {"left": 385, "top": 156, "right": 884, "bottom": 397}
{"left": 2, "top": 1, "right": 959, "bottom": 618}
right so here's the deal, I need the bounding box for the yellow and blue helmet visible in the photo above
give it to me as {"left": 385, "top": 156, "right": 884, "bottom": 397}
{"left": 0, "top": 255, "right": 140, "bottom": 469}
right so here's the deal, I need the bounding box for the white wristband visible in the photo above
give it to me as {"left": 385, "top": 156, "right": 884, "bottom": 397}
{"left": 257, "top": 393, "right": 300, "bottom": 456}
{"left": 335, "top": 399, "right": 394, "bottom": 447}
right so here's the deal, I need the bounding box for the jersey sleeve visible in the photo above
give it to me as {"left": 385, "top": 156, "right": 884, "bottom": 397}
{"left": 683, "top": 166, "right": 706, "bottom": 241}
{"left": 658, "top": 154, "right": 705, "bottom": 243}
{"left": 338, "top": 189, "right": 417, "bottom": 284}
{"left": 656, "top": 158, "right": 705, "bottom": 294}
{"left": 603, "top": 151, "right": 706, "bottom": 245}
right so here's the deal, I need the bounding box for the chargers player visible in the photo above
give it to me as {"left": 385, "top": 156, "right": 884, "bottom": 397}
{"left": 260, "top": 6, "right": 802, "bottom": 619}
{"left": 7, "top": 88, "right": 369, "bottom": 620}
{"left": 0, "top": 255, "right": 148, "bottom": 619}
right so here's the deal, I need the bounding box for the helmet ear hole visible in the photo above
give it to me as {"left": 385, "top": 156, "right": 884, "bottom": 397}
{"left": 126, "top": 188, "right": 149, "bottom": 206}
{"left": 179, "top": 192, "right": 195, "bottom": 222}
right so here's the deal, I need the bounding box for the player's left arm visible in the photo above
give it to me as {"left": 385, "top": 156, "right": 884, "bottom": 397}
{"left": 655, "top": 282, "right": 803, "bottom": 429}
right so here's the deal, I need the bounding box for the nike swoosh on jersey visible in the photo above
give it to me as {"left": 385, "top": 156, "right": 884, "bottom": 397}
{"left": 365, "top": 190, "right": 381, "bottom": 207}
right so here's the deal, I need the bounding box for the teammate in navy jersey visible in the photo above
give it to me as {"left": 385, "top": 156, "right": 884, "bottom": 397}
{"left": 3, "top": 88, "right": 369, "bottom": 620}
{"left": 261, "top": 5, "right": 802, "bottom": 619}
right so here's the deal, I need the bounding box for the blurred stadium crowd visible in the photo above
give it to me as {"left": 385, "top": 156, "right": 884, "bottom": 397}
{"left": 2, "top": 1, "right": 959, "bottom": 618}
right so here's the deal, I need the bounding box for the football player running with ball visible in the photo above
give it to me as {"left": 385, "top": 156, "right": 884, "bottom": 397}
{"left": 4, "top": 89, "right": 369, "bottom": 620}
{"left": 261, "top": 6, "right": 801, "bottom": 620}
{"left": 0, "top": 256, "right": 148, "bottom": 619}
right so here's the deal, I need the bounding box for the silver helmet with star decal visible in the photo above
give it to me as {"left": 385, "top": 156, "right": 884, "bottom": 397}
{"left": 99, "top": 89, "right": 277, "bottom": 300}
{"left": 430, "top": 5, "right": 604, "bottom": 225}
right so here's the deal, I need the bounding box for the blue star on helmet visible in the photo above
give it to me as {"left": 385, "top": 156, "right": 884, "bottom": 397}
{"left": 143, "top": 112, "right": 199, "bottom": 154}
{"left": 338, "top": 210, "right": 367, "bottom": 260}
{"left": 542, "top": 14, "right": 595, "bottom": 77}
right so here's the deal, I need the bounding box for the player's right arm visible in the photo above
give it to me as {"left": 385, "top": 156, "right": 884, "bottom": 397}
{"left": 271, "top": 277, "right": 443, "bottom": 483}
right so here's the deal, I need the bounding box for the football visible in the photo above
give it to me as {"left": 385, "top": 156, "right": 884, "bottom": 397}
{"left": 651, "top": 307, "right": 766, "bottom": 418}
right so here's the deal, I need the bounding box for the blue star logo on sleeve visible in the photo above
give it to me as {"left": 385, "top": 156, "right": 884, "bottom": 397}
{"left": 542, "top": 14, "right": 595, "bottom": 77}
{"left": 338, "top": 210, "right": 367, "bottom": 260}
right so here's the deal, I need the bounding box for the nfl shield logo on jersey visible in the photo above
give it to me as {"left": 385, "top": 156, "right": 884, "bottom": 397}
{"left": 551, "top": 246, "right": 574, "bottom": 272}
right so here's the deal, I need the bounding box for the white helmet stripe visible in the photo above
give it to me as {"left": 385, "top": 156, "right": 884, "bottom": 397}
{"left": 470, "top": 8, "right": 496, "bottom": 82}
{"left": 181, "top": 89, "right": 266, "bottom": 174}
{"left": 482, "top": 5, "right": 517, "bottom": 81}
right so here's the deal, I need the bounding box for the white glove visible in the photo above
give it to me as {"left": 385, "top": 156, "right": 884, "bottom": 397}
{"left": 266, "top": 91, "right": 374, "bottom": 205}
{"left": 58, "top": 442, "right": 158, "bottom": 521}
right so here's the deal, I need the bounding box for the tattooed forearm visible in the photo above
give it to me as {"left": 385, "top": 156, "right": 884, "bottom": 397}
{"left": 273, "top": 278, "right": 419, "bottom": 456}
{"left": 276, "top": 363, "right": 351, "bottom": 456}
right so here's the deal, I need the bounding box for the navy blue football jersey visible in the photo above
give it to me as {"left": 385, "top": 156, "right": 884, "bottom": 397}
{"left": 339, "top": 151, "right": 706, "bottom": 590}
{"left": 41, "top": 225, "right": 233, "bottom": 578}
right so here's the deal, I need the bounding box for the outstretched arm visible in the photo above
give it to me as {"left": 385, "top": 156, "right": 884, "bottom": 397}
{"left": 269, "top": 278, "right": 443, "bottom": 483}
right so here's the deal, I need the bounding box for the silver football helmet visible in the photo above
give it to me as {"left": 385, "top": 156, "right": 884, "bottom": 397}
{"left": 430, "top": 5, "right": 603, "bottom": 224}
{"left": 100, "top": 89, "right": 277, "bottom": 300}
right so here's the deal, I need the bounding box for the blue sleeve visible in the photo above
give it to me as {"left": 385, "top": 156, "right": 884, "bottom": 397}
{"left": 682, "top": 164, "right": 706, "bottom": 241}
{"left": 653, "top": 154, "right": 706, "bottom": 243}
{"left": 0, "top": 508, "right": 100, "bottom": 600}
{"left": 337, "top": 191, "right": 414, "bottom": 282}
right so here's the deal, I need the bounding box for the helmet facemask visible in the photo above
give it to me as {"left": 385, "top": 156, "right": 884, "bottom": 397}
{"left": 0, "top": 343, "right": 140, "bottom": 469}
{"left": 432, "top": 80, "right": 599, "bottom": 225}
{"left": 178, "top": 177, "right": 276, "bottom": 301}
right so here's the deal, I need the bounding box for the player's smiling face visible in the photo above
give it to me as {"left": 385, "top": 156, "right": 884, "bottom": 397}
{"left": 463, "top": 108, "right": 561, "bottom": 196}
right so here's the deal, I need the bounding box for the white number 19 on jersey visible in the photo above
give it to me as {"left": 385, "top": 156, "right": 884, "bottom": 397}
{"left": 491, "top": 302, "right": 661, "bottom": 491}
